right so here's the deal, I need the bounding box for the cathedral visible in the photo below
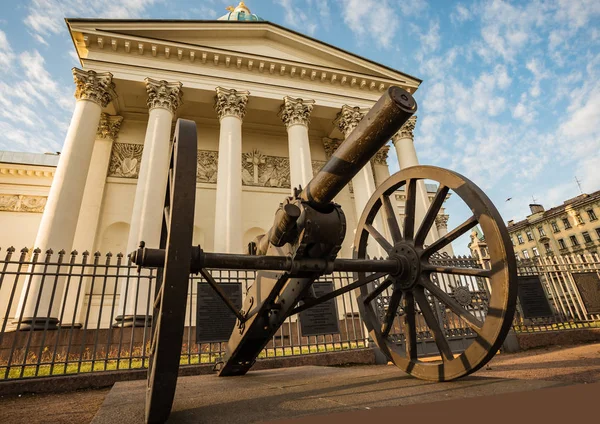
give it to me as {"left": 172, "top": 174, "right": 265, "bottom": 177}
{"left": 0, "top": 2, "right": 449, "bottom": 328}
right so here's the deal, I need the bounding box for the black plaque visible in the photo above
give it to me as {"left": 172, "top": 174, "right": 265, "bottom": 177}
{"left": 299, "top": 282, "right": 340, "bottom": 337}
{"left": 517, "top": 275, "right": 554, "bottom": 319}
{"left": 572, "top": 272, "right": 600, "bottom": 314}
{"left": 196, "top": 282, "right": 243, "bottom": 343}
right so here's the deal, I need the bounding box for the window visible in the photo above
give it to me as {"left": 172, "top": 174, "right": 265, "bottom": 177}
{"left": 570, "top": 235, "right": 579, "bottom": 246}
{"left": 562, "top": 217, "right": 572, "bottom": 229}
{"left": 588, "top": 209, "right": 598, "bottom": 221}
{"left": 596, "top": 228, "right": 600, "bottom": 239}
{"left": 551, "top": 221, "right": 560, "bottom": 232}
{"left": 558, "top": 239, "right": 567, "bottom": 249}
{"left": 522, "top": 250, "right": 530, "bottom": 259}
{"left": 538, "top": 226, "right": 546, "bottom": 237}
{"left": 532, "top": 247, "right": 540, "bottom": 257}
{"left": 517, "top": 234, "right": 524, "bottom": 244}
{"left": 544, "top": 242, "right": 552, "bottom": 253}
{"left": 526, "top": 230, "right": 534, "bottom": 241}
{"left": 583, "top": 231, "right": 592, "bottom": 243}
{"left": 575, "top": 214, "right": 584, "bottom": 225}
{"left": 515, "top": 252, "right": 520, "bottom": 260}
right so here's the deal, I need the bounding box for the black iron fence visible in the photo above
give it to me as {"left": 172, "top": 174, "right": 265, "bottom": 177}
{"left": 0, "top": 246, "right": 599, "bottom": 381}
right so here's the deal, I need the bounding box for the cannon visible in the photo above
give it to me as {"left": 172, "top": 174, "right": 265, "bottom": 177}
{"left": 130, "top": 86, "right": 518, "bottom": 424}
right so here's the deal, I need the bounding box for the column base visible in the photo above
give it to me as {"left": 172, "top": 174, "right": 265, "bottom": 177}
{"left": 10, "top": 317, "right": 59, "bottom": 331}
{"left": 58, "top": 323, "right": 83, "bottom": 330}
{"left": 113, "top": 315, "right": 153, "bottom": 328}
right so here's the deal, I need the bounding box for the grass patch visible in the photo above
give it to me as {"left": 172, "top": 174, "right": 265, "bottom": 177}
{"left": 0, "top": 342, "right": 367, "bottom": 380}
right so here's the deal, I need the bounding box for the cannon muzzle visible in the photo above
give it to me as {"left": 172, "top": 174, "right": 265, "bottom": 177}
{"left": 300, "top": 86, "right": 417, "bottom": 208}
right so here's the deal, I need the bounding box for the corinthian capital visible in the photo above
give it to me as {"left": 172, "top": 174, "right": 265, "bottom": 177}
{"left": 435, "top": 214, "right": 449, "bottom": 230}
{"left": 96, "top": 113, "right": 124, "bottom": 142}
{"left": 335, "top": 105, "right": 368, "bottom": 138}
{"left": 145, "top": 78, "right": 183, "bottom": 114}
{"left": 373, "top": 145, "right": 389, "bottom": 165}
{"left": 214, "top": 86, "right": 249, "bottom": 120}
{"left": 278, "top": 96, "right": 315, "bottom": 128}
{"left": 392, "top": 116, "right": 417, "bottom": 142}
{"left": 322, "top": 137, "right": 342, "bottom": 159}
{"left": 72, "top": 68, "right": 116, "bottom": 107}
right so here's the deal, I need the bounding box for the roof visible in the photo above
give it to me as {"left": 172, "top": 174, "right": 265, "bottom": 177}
{"left": 507, "top": 189, "right": 600, "bottom": 231}
{"left": 0, "top": 151, "right": 60, "bottom": 167}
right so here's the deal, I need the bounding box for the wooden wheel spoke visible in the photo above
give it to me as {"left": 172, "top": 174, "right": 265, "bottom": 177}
{"left": 402, "top": 292, "right": 418, "bottom": 360}
{"left": 362, "top": 277, "right": 393, "bottom": 305}
{"left": 381, "top": 288, "right": 403, "bottom": 338}
{"left": 420, "top": 276, "right": 483, "bottom": 332}
{"left": 380, "top": 194, "right": 402, "bottom": 243}
{"left": 403, "top": 179, "right": 417, "bottom": 241}
{"left": 414, "top": 287, "right": 453, "bottom": 362}
{"left": 414, "top": 185, "right": 449, "bottom": 247}
{"left": 423, "top": 215, "right": 478, "bottom": 257}
{"left": 423, "top": 265, "right": 492, "bottom": 278}
{"left": 364, "top": 224, "right": 393, "bottom": 253}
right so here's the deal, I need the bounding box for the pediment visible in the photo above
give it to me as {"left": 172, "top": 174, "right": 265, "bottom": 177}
{"left": 66, "top": 20, "right": 421, "bottom": 88}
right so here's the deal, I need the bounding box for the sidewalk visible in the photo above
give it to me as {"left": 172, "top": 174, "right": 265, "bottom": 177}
{"left": 1, "top": 342, "right": 599, "bottom": 424}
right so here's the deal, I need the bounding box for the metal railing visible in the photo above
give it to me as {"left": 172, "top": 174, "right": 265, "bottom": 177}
{"left": 513, "top": 253, "right": 600, "bottom": 332}
{"left": 0, "top": 247, "right": 369, "bottom": 381}
{"left": 1, "top": 246, "right": 599, "bottom": 381}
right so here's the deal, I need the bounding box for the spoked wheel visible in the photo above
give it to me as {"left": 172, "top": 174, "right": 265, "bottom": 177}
{"left": 145, "top": 119, "right": 198, "bottom": 424}
{"left": 354, "top": 165, "right": 517, "bottom": 382}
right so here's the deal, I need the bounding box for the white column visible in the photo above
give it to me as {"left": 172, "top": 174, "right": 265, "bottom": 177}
{"left": 336, "top": 105, "right": 386, "bottom": 259}
{"left": 14, "top": 68, "right": 116, "bottom": 330}
{"left": 115, "top": 78, "right": 183, "bottom": 327}
{"left": 392, "top": 116, "right": 441, "bottom": 246}
{"left": 372, "top": 145, "right": 391, "bottom": 187}
{"left": 213, "top": 86, "right": 249, "bottom": 254}
{"left": 73, "top": 113, "right": 123, "bottom": 252}
{"left": 278, "top": 96, "right": 315, "bottom": 193}
{"left": 57, "top": 113, "right": 123, "bottom": 327}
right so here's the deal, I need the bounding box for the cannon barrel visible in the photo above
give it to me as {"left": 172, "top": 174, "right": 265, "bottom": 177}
{"left": 300, "top": 86, "right": 417, "bottom": 209}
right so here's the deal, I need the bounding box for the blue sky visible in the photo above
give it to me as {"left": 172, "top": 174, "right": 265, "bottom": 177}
{"left": 0, "top": 0, "right": 599, "bottom": 248}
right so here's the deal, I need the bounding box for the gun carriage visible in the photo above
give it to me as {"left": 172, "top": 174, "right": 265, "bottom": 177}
{"left": 130, "top": 86, "right": 518, "bottom": 424}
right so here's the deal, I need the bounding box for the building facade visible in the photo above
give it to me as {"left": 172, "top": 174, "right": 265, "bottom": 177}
{"left": 468, "top": 190, "right": 600, "bottom": 265}
{"left": 0, "top": 2, "right": 452, "bottom": 329}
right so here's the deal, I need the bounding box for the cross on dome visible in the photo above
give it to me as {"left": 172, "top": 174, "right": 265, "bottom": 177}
{"left": 218, "top": 2, "right": 265, "bottom": 21}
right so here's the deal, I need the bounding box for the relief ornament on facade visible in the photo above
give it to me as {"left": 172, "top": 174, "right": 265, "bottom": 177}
{"left": 108, "top": 143, "right": 144, "bottom": 178}
{"left": 242, "top": 149, "right": 290, "bottom": 188}
{"left": 0, "top": 194, "right": 47, "bottom": 213}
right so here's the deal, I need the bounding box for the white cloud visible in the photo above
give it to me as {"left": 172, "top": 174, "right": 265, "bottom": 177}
{"left": 337, "top": 0, "right": 398, "bottom": 49}
{"left": 419, "top": 20, "right": 440, "bottom": 54}
{"left": 451, "top": 4, "right": 472, "bottom": 25}
{"left": 0, "top": 30, "right": 15, "bottom": 69}
{"left": 24, "top": 0, "right": 163, "bottom": 39}
{"left": 276, "top": 0, "right": 318, "bottom": 36}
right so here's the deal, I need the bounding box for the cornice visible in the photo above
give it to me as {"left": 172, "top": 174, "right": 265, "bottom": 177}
{"left": 0, "top": 165, "right": 55, "bottom": 178}
{"left": 73, "top": 30, "right": 418, "bottom": 98}
{"left": 65, "top": 20, "right": 422, "bottom": 85}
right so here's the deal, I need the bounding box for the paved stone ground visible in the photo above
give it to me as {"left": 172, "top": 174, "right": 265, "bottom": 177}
{"left": 1, "top": 342, "right": 599, "bottom": 424}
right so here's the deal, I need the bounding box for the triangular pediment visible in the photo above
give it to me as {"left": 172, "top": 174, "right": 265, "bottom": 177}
{"left": 66, "top": 20, "right": 421, "bottom": 87}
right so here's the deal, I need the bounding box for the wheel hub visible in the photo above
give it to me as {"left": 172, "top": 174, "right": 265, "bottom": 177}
{"left": 390, "top": 243, "right": 421, "bottom": 290}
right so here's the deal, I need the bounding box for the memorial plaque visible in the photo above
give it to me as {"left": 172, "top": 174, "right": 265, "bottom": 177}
{"left": 572, "top": 272, "right": 600, "bottom": 314}
{"left": 299, "top": 282, "right": 340, "bottom": 337}
{"left": 517, "top": 275, "right": 554, "bottom": 319}
{"left": 196, "top": 282, "right": 243, "bottom": 343}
